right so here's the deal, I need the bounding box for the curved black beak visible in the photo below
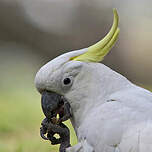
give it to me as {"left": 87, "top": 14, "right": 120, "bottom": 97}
{"left": 41, "top": 91, "right": 63, "bottom": 120}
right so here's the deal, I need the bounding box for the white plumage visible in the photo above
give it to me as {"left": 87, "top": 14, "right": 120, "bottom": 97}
{"left": 35, "top": 57, "right": 152, "bottom": 152}
{"left": 34, "top": 9, "right": 152, "bottom": 152}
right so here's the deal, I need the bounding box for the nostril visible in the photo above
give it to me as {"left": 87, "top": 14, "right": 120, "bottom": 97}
{"left": 41, "top": 89, "right": 57, "bottom": 95}
{"left": 42, "top": 89, "right": 48, "bottom": 93}
{"left": 37, "top": 88, "right": 46, "bottom": 94}
{"left": 37, "top": 87, "right": 54, "bottom": 94}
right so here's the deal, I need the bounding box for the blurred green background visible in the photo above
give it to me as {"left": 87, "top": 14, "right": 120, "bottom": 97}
{"left": 0, "top": 0, "right": 152, "bottom": 152}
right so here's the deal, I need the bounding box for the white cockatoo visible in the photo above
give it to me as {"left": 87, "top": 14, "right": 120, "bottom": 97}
{"left": 35, "top": 9, "right": 152, "bottom": 152}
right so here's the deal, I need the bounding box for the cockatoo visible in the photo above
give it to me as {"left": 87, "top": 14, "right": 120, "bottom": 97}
{"left": 35, "top": 9, "right": 152, "bottom": 152}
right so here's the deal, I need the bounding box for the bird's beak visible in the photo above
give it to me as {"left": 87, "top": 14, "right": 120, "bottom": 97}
{"left": 41, "top": 91, "right": 64, "bottom": 120}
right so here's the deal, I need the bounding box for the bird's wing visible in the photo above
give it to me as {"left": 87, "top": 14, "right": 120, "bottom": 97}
{"left": 107, "top": 85, "right": 152, "bottom": 152}
{"left": 78, "top": 85, "right": 152, "bottom": 152}
{"left": 108, "top": 85, "right": 152, "bottom": 117}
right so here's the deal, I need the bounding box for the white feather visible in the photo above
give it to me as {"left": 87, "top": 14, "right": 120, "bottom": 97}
{"left": 35, "top": 50, "right": 152, "bottom": 152}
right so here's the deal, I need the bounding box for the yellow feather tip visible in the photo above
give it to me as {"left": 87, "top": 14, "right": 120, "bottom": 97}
{"left": 71, "top": 8, "right": 120, "bottom": 62}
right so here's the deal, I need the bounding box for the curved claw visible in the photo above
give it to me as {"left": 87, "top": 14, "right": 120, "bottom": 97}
{"left": 40, "top": 127, "right": 48, "bottom": 140}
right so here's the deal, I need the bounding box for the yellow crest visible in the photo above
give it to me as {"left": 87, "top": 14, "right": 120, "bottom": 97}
{"left": 70, "top": 9, "right": 120, "bottom": 62}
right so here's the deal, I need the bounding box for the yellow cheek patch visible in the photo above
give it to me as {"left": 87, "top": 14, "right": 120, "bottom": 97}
{"left": 71, "top": 8, "right": 120, "bottom": 62}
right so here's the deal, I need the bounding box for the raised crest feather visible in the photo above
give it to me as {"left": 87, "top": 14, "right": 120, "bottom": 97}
{"left": 70, "top": 9, "right": 120, "bottom": 62}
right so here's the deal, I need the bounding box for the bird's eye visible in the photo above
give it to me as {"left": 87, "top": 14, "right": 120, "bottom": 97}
{"left": 63, "top": 77, "right": 71, "bottom": 85}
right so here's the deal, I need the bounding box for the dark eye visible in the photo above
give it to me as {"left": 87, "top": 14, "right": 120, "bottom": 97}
{"left": 63, "top": 77, "right": 71, "bottom": 85}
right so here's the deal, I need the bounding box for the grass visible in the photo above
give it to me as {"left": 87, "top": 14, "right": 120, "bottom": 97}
{"left": 0, "top": 83, "right": 77, "bottom": 152}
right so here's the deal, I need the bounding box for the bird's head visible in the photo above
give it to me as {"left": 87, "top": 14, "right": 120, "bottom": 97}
{"left": 35, "top": 9, "right": 119, "bottom": 127}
